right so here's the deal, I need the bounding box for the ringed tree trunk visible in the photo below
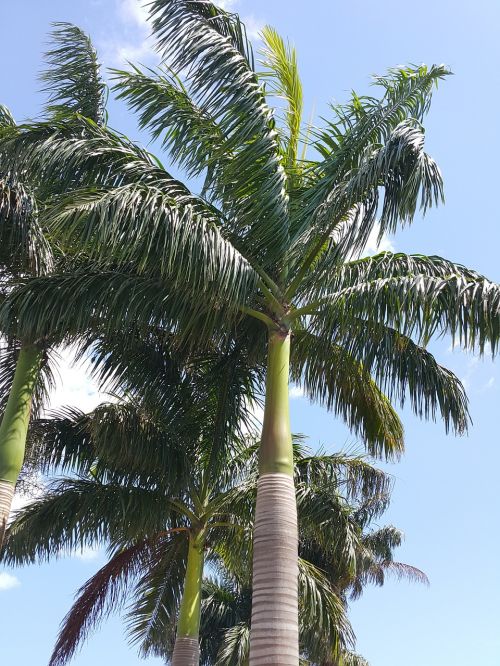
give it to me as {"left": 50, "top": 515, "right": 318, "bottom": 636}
{"left": 171, "top": 530, "right": 205, "bottom": 666}
{"left": 0, "top": 344, "right": 42, "bottom": 548}
{"left": 249, "top": 329, "right": 299, "bottom": 666}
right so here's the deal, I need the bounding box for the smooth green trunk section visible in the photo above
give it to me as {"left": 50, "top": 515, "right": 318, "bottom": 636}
{"left": 0, "top": 345, "right": 42, "bottom": 483}
{"left": 176, "top": 532, "right": 205, "bottom": 639}
{"left": 259, "top": 330, "right": 293, "bottom": 476}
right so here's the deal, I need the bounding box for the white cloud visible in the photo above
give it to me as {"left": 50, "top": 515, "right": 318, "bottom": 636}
{"left": 0, "top": 572, "right": 20, "bottom": 591}
{"left": 46, "top": 346, "right": 112, "bottom": 415}
{"left": 214, "top": 0, "right": 238, "bottom": 9}
{"left": 118, "top": 0, "right": 149, "bottom": 26}
{"left": 363, "top": 223, "right": 395, "bottom": 256}
{"left": 242, "top": 15, "right": 264, "bottom": 41}
{"left": 289, "top": 385, "right": 305, "bottom": 399}
{"left": 483, "top": 376, "right": 495, "bottom": 390}
{"left": 101, "top": 0, "right": 263, "bottom": 70}
{"left": 73, "top": 546, "right": 101, "bottom": 561}
{"left": 99, "top": 0, "right": 158, "bottom": 67}
{"left": 460, "top": 356, "right": 480, "bottom": 392}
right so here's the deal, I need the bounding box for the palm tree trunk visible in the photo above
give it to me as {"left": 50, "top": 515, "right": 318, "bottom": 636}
{"left": 0, "top": 344, "right": 42, "bottom": 548}
{"left": 172, "top": 531, "right": 205, "bottom": 666}
{"left": 249, "top": 329, "right": 298, "bottom": 666}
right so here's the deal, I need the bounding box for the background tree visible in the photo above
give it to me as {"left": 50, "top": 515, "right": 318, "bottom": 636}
{"left": 195, "top": 462, "right": 427, "bottom": 666}
{"left": 2, "top": 394, "right": 391, "bottom": 665}
{"left": 0, "top": 5, "right": 499, "bottom": 664}
{"left": 0, "top": 23, "right": 108, "bottom": 546}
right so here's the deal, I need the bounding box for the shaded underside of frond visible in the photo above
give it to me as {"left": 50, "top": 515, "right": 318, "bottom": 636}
{"left": 0, "top": 175, "right": 51, "bottom": 277}
{"left": 291, "top": 331, "right": 404, "bottom": 458}
{"left": 49, "top": 539, "right": 153, "bottom": 666}
{"left": 2, "top": 479, "right": 168, "bottom": 565}
{"left": 127, "top": 532, "right": 188, "bottom": 659}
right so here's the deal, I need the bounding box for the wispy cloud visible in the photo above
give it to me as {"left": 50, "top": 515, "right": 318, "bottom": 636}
{"left": 73, "top": 546, "right": 101, "bottom": 562}
{"left": 118, "top": 0, "right": 149, "bottom": 26}
{"left": 99, "top": 0, "right": 264, "bottom": 71}
{"left": 460, "top": 357, "right": 479, "bottom": 391}
{"left": 214, "top": 0, "right": 238, "bottom": 10}
{"left": 482, "top": 376, "right": 495, "bottom": 391}
{"left": 98, "top": 0, "right": 158, "bottom": 68}
{"left": 0, "top": 572, "right": 20, "bottom": 591}
{"left": 290, "top": 385, "right": 305, "bottom": 399}
{"left": 363, "top": 222, "right": 395, "bottom": 255}
{"left": 47, "top": 346, "right": 112, "bottom": 415}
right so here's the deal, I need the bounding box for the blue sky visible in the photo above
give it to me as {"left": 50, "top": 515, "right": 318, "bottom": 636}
{"left": 1, "top": 0, "right": 499, "bottom": 664}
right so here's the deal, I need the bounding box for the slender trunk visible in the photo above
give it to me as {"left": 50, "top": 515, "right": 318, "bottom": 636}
{"left": 249, "top": 330, "right": 299, "bottom": 666}
{"left": 171, "top": 531, "right": 205, "bottom": 666}
{"left": 0, "top": 344, "right": 42, "bottom": 548}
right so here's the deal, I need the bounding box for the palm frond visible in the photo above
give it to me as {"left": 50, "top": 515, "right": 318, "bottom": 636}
{"left": 0, "top": 269, "right": 240, "bottom": 350}
{"left": 338, "top": 651, "right": 370, "bottom": 666}
{"left": 298, "top": 558, "right": 354, "bottom": 661}
{"left": 260, "top": 26, "right": 303, "bottom": 170}
{"left": 48, "top": 182, "right": 257, "bottom": 315}
{"left": 288, "top": 64, "right": 449, "bottom": 275}
{"left": 310, "top": 252, "right": 500, "bottom": 356}
{"left": 149, "top": 0, "right": 290, "bottom": 267}
{"left": 41, "top": 22, "right": 107, "bottom": 124}
{"left": 49, "top": 539, "right": 151, "bottom": 666}
{"left": 0, "top": 174, "right": 51, "bottom": 277}
{"left": 0, "top": 104, "right": 16, "bottom": 129}
{"left": 306, "top": 314, "right": 470, "bottom": 437}
{"left": 296, "top": 484, "right": 360, "bottom": 571}
{"left": 199, "top": 576, "right": 251, "bottom": 666}
{"left": 112, "top": 64, "right": 226, "bottom": 186}
{"left": 294, "top": 450, "right": 392, "bottom": 502}
{"left": 215, "top": 622, "right": 250, "bottom": 666}
{"left": 127, "top": 532, "right": 188, "bottom": 659}
{"left": 2, "top": 479, "right": 167, "bottom": 565}
{"left": 292, "top": 331, "right": 404, "bottom": 459}
{"left": 24, "top": 407, "right": 95, "bottom": 476}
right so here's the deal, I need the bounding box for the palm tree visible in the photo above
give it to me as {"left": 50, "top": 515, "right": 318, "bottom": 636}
{"left": 3, "top": 391, "right": 388, "bottom": 665}
{"left": 0, "top": 23, "right": 107, "bottom": 546}
{"left": 5, "top": 329, "right": 261, "bottom": 666}
{"left": 1, "top": 5, "right": 499, "bottom": 663}
{"left": 0, "top": 106, "right": 52, "bottom": 545}
{"left": 196, "top": 477, "right": 427, "bottom": 666}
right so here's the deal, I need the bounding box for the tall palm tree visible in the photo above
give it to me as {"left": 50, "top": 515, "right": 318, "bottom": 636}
{"left": 0, "top": 23, "right": 107, "bottom": 545}
{"left": 1, "top": 5, "right": 499, "bottom": 663}
{"left": 196, "top": 482, "right": 426, "bottom": 666}
{"left": 3, "top": 398, "right": 388, "bottom": 665}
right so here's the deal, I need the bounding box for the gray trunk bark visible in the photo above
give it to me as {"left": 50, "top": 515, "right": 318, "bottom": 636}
{"left": 171, "top": 636, "right": 200, "bottom": 666}
{"left": 249, "top": 472, "right": 299, "bottom": 665}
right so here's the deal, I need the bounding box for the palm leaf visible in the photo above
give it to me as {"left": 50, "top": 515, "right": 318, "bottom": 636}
{"left": 287, "top": 64, "right": 450, "bottom": 282}
{"left": 310, "top": 253, "right": 500, "bottom": 355}
{"left": 291, "top": 331, "right": 404, "bottom": 458}
{"left": 126, "top": 532, "right": 188, "bottom": 658}
{"left": 259, "top": 26, "right": 303, "bottom": 170}
{"left": 148, "top": 0, "right": 290, "bottom": 267}
{"left": 49, "top": 539, "right": 152, "bottom": 666}
{"left": 41, "top": 22, "right": 107, "bottom": 124}
{"left": 2, "top": 479, "right": 167, "bottom": 565}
